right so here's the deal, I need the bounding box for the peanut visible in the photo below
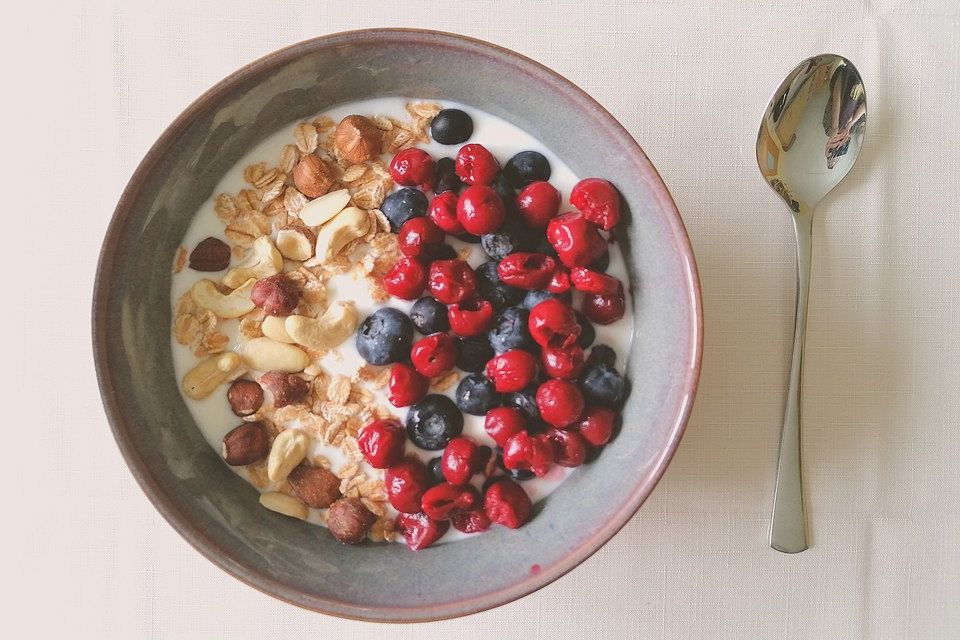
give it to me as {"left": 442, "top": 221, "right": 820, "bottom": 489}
{"left": 181, "top": 352, "right": 245, "bottom": 400}
{"left": 240, "top": 337, "right": 310, "bottom": 372}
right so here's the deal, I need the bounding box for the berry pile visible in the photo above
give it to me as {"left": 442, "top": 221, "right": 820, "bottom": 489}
{"left": 357, "top": 108, "right": 629, "bottom": 550}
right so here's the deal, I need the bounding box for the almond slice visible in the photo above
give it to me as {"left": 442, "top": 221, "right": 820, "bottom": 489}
{"left": 298, "top": 188, "right": 350, "bottom": 227}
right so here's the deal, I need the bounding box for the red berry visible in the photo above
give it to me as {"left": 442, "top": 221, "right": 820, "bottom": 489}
{"left": 570, "top": 178, "right": 621, "bottom": 231}
{"left": 546, "top": 265, "right": 571, "bottom": 293}
{"left": 357, "top": 419, "right": 406, "bottom": 468}
{"left": 395, "top": 512, "right": 450, "bottom": 550}
{"left": 398, "top": 217, "right": 445, "bottom": 259}
{"left": 496, "top": 252, "right": 556, "bottom": 290}
{"left": 536, "top": 379, "right": 585, "bottom": 427}
{"left": 387, "top": 362, "right": 428, "bottom": 407}
{"left": 457, "top": 185, "right": 506, "bottom": 234}
{"left": 502, "top": 431, "right": 555, "bottom": 477}
{"left": 455, "top": 143, "right": 500, "bottom": 186}
{"left": 451, "top": 508, "right": 491, "bottom": 533}
{"left": 447, "top": 298, "right": 494, "bottom": 336}
{"left": 516, "top": 181, "right": 561, "bottom": 228}
{"left": 484, "top": 407, "right": 527, "bottom": 447}
{"left": 390, "top": 148, "right": 436, "bottom": 189}
{"left": 427, "top": 259, "right": 477, "bottom": 304}
{"left": 570, "top": 267, "right": 622, "bottom": 296}
{"left": 582, "top": 292, "right": 626, "bottom": 325}
{"left": 428, "top": 191, "right": 464, "bottom": 234}
{"left": 383, "top": 257, "right": 427, "bottom": 300}
{"left": 385, "top": 457, "right": 429, "bottom": 513}
{"left": 528, "top": 298, "right": 581, "bottom": 349}
{"left": 576, "top": 406, "right": 617, "bottom": 446}
{"left": 421, "top": 482, "right": 480, "bottom": 520}
{"left": 485, "top": 349, "right": 538, "bottom": 392}
{"left": 540, "top": 345, "right": 585, "bottom": 379}
{"left": 484, "top": 479, "right": 532, "bottom": 529}
{"left": 410, "top": 332, "right": 457, "bottom": 377}
{"left": 441, "top": 436, "right": 481, "bottom": 485}
{"left": 544, "top": 427, "right": 590, "bottom": 467}
{"left": 546, "top": 211, "right": 608, "bottom": 267}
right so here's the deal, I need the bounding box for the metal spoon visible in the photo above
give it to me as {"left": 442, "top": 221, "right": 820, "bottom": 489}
{"left": 756, "top": 54, "right": 866, "bottom": 553}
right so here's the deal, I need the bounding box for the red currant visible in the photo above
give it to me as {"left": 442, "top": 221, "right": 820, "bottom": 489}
{"left": 387, "top": 362, "right": 428, "bottom": 407}
{"left": 516, "top": 181, "right": 560, "bottom": 228}
{"left": 544, "top": 427, "right": 590, "bottom": 467}
{"left": 441, "top": 436, "right": 481, "bottom": 485}
{"left": 576, "top": 406, "right": 617, "bottom": 446}
{"left": 410, "top": 332, "right": 457, "bottom": 377}
{"left": 484, "top": 407, "right": 527, "bottom": 447}
{"left": 496, "top": 252, "right": 556, "bottom": 290}
{"left": 390, "top": 148, "right": 436, "bottom": 190}
{"left": 570, "top": 267, "right": 622, "bottom": 296}
{"left": 455, "top": 143, "right": 500, "bottom": 186}
{"left": 484, "top": 479, "right": 532, "bottom": 529}
{"left": 457, "top": 185, "right": 506, "bottom": 234}
{"left": 536, "top": 379, "right": 585, "bottom": 428}
{"left": 383, "top": 257, "right": 427, "bottom": 300}
{"left": 385, "top": 457, "right": 429, "bottom": 513}
{"left": 582, "top": 292, "right": 626, "bottom": 325}
{"left": 397, "top": 217, "right": 445, "bottom": 259}
{"left": 570, "top": 178, "right": 621, "bottom": 231}
{"left": 502, "top": 431, "right": 555, "bottom": 477}
{"left": 427, "top": 259, "right": 477, "bottom": 304}
{"left": 447, "top": 298, "right": 494, "bottom": 337}
{"left": 540, "top": 345, "right": 586, "bottom": 379}
{"left": 546, "top": 211, "right": 608, "bottom": 267}
{"left": 451, "top": 508, "right": 491, "bottom": 533}
{"left": 427, "top": 191, "right": 464, "bottom": 234}
{"left": 421, "top": 483, "right": 480, "bottom": 520}
{"left": 485, "top": 349, "right": 538, "bottom": 393}
{"left": 546, "top": 264, "right": 571, "bottom": 293}
{"left": 357, "top": 419, "right": 406, "bottom": 468}
{"left": 528, "top": 298, "right": 581, "bottom": 349}
{"left": 395, "top": 512, "right": 449, "bottom": 550}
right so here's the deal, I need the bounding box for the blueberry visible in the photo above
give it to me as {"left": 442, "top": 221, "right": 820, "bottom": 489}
{"left": 406, "top": 394, "right": 463, "bottom": 450}
{"left": 355, "top": 308, "right": 414, "bottom": 365}
{"left": 503, "top": 151, "right": 551, "bottom": 189}
{"left": 455, "top": 373, "right": 500, "bottom": 415}
{"left": 427, "top": 456, "right": 445, "bottom": 485}
{"left": 488, "top": 306, "right": 535, "bottom": 353}
{"left": 476, "top": 260, "right": 524, "bottom": 310}
{"left": 576, "top": 312, "right": 596, "bottom": 348}
{"left": 580, "top": 363, "right": 626, "bottom": 408}
{"left": 522, "top": 289, "right": 570, "bottom": 310}
{"left": 456, "top": 336, "right": 495, "bottom": 372}
{"left": 433, "top": 157, "right": 463, "bottom": 194}
{"left": 410, "top": 297, "right": 449, "bottom": 335}
{"left": 430, "top": 109, "right": 474, "bottom": 145}
{"left": 456, "top": 232, "right": 482, "bottom": 244}
{"left": 431, "top": 244, "right": 458, "bottom": 260}
{"left": 591, "top": 250, "right": 611, "bottom": 272}
{"left": 505, "top": 386, "right": 540, "bottom": 421}
{"left": 381, "top": 187, "right": 428, "bottom": 232}
{"left": 587, "top": 344, "right": 617, "bottom": 367}
{"left": 495, "top": 450, "right": 535, "bottom": 481}
{"left": 481, "top": 216, "right": 531, "bottom": 260}
{"left": 491, "top": 174, "right": 517, "bottom": 213}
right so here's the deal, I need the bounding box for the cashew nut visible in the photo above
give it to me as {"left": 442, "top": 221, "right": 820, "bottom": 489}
{"left": 182, "top": 352, "right": 245, "bottom": 400}
{"left": 267, "top": 429, "right": 310, "bottom": 483}
{"left": 298, "top": 188, "right": 350, "bottom": 227}
{"left": 190, "top": 278, "right": 256, "bottom": 319}
{"left": 261, "top": 315, "right": 295, "bottom": 343}
{"left": 314, "top": 207, "right": 370, "bottom": 261}
{"left": 276, "top": 226, "right": 315, "bottom": 261}
{"left": 285, "top": 302, "right": 358, "bottom": 351}
{"left": 223, "top": 236, "right": 282, "bottom": 288}
{"left": 240, "top": 337, "right": 310, "bottom": 372}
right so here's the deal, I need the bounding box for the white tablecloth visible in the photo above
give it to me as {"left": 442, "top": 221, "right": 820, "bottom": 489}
{"left": 8, "top": 0, "right": 959, "bottom": 637}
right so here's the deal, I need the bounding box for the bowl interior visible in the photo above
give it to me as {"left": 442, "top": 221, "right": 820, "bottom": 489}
{"left": 95, "top": 30, "right": 700, "bottom": 621}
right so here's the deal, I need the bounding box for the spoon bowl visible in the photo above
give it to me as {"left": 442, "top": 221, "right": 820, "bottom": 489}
{"left": 756, "top": 54, "right": 866, "bottom": 553}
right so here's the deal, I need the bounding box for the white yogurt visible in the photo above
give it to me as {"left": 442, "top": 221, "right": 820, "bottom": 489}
{"left": 170, "top": 98, "right": 634, "bottom": 543}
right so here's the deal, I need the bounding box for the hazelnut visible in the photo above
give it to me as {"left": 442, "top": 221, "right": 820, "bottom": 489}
{"left": 334, "top": 115, "right": 381, "bottom": 164}
{"left": 251, "top": 275, "right": 300, "bottom": 316}
{"left": 287, "top": 465, "right": 341, "bottom": 508}
{"left": 222, "top": 421, "right": 270, "bottom": 465}
{"left": 227, "top": 379, "right": 263, "bottom": 416}
{"left": 259, "top": 370, "right": 309, "bottom": 407}
{"left": 188, "top": 237, "right": 231, "bottom": 272}
{"left": 327, "top": 497, "right": 377, "bottom": 544}
{"left": 292, "top": 154, "right": 333, "bottom": 198}
{"left": 275, "top": 225, "right": 316, "bottom": 261}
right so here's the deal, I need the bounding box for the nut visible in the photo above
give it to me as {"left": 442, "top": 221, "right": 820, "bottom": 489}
{"left": 259, "top": 492, "right": 309, "bottom": 520}
{"left": 227, "top": 379, "right": 264, "bottom": 416}
{"left": 182, "top": 352, "right": 245, "bottom": 400}
{"left": 190, "top": 278, "right": 256, "bottom": 319}
{"left": 287, "top": 465, "right": 341, "bottom": 508}
{"left": 261, "top": 315, "right": 294, "bottom": 343}
{"left": 285, "top": 302, "right": 358, "bottom": 351}
{"left": 240, "top": 337, "right": 310, "bottom": 373}
{"left": 327, "top": 497, "right": 377, "bottom": 544}
{"left": 251, "top": 275, "right": 300, "bottom": 316}
{"left": 259, "top": 370, "right": 309, "bottom": 407}
{"left": 267, "top": 429, "right": 310, "bottom": 483}
{"left": 314, "top": 206, "right": 370, "bottom": 261}
{"left": 221, "top": 421, "right": 270, "bottom": 465}
{"left": 223, "top": 236, "right": 283, "bottom": 288}
{"left": 292, "top": 154, "right": 333, "bottom": 198}
{"left": 334, "top": 115, "right": 381, "bottom": 164}
{"left": 276, "top": 226, "right": 316, "bottom": 261}
{"left": 189, "top": 237, "right": 231, "bottom": 271}
{"left": 297, "top": 188, "right": 350, "bottom": 227}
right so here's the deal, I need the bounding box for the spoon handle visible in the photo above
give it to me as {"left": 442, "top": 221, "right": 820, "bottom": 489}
{"left": 770, "top": 210, "right": 813, "bottom": 553}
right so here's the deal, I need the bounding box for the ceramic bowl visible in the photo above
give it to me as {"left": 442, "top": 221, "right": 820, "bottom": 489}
{"left": 93, "top": 28, "right": 702, "bottom": 622}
